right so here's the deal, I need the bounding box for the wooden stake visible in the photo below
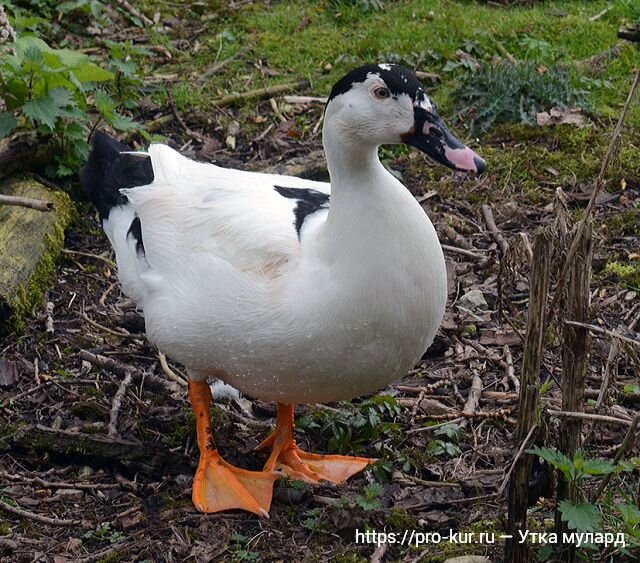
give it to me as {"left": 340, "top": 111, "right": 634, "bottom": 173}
{"left": 555, "top": 220, "right": 593, "bottom": 561}
{"left": 505, "top": 229, "right": 552, "bottom": 563}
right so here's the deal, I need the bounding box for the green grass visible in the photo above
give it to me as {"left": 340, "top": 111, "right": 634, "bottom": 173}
{"left": 138, "top": 0, "right": 640, "bottom": 128}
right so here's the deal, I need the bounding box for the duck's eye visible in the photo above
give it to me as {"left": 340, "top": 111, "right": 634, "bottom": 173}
{"left": 373, "top": 87, "right": 390, "bottom": 100}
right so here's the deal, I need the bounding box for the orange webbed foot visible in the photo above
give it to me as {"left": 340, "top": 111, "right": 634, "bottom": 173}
{"left": 192, "top": 450, "right": 280, "bottom": 516}
{"left": 256, "top": 403, "right": 375, "bottom": 485}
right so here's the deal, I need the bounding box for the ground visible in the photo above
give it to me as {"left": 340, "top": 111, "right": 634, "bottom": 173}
{"left": 1, "top": 1, "right": 639, "bottom": 562}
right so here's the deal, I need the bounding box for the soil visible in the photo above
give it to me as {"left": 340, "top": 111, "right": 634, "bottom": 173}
{"left": 1, "top": 4, "right": 639, "bottom": 561}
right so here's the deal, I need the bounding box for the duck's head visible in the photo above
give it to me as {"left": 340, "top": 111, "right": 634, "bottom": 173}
{"left": 324, "top": 63, "right": 485, "bottom": 174}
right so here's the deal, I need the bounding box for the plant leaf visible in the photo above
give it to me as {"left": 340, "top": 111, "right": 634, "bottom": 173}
{"left": 0, "top": 113, "right": 17, "bottom": 138}
{"left": 22, "top": 94, "right": 62, "bottom": 130}
{"left": 558, "top": 500, "right": 599, "bottom": 533}
{"left": 581, "top": 458, "right": 616, "bottom": 475}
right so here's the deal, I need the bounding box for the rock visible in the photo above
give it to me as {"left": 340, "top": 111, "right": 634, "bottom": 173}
{"left": 0, "top": 177, "right": 75, "bottom": 335}
{"left": 457, "top": 289, "right": 488, "bottom": 310}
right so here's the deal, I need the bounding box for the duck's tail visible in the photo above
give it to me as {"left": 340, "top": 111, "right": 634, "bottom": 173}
{"left": 80, "top": 131, "right": 154, "bottom": 221}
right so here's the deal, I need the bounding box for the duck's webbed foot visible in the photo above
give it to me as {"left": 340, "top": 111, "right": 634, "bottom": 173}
{"left": 255, "top": 403, "right": 374, "bottom": 484}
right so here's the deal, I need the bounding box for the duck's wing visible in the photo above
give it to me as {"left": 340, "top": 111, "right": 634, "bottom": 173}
{"left": 81, "top": 135, "right": 331, "bottom": 303}
{"left": 123, "top": 144, "right": 330, "bottom": 277}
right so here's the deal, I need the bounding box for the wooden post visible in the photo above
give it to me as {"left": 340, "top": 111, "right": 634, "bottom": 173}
{"left": 554, "top": 220, "right": 593, "bottom": 561}
{"left": 505, "top": 229, "right": 552, "bottom": 562}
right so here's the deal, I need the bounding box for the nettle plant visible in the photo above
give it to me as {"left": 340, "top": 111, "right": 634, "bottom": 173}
{"left": 0, "top": 32, "right": 141, "bottom": 176}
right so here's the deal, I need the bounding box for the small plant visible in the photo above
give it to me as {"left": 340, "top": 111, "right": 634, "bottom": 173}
{"left": 426, "top": 422, "right": 462, "bottom": 458}
{"left": 528, "top": 447, "right": 639, "bottom": 557}
{"left": 83, "top": 522, "right": 125, "bottom": 544}
{"left": 297, "top": 395, "right": 403, "bottom": 455}
{"left": 0, "top": 11, "right": 142, "bottom": 177}
{"left": 229, "top": 533, "right": 259, "bottom": 563}
{"left": 354, "top": 482, "right": 384, "bottom": 511}
{"left": 518, "top": 36, "right": 560, "bottom": 63}
{"left": 603, "top": 261, "right": 640, "bottom": 289}
{"left": 451, "top": 61, "right": 588, "bottom": 133}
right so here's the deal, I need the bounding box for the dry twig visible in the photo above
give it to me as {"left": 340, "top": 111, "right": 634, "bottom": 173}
{"left": 108, "top": 367, "right": 133, "bottom": 437}
{"left": 0, "top": 194, "right": 53, "bottom": 211}
{"left": 0, "top": 497, "right": 81, "bottom": 527}
{"left": 212, "top": 80, "right": 310, "bottom": 107}
{"left": 481, "top": 204, "right": 509, "bottom": 255}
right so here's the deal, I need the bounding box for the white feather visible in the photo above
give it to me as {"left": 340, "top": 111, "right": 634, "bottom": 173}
{"left": 102, "top": 72, "right": 448, "bottom": 404}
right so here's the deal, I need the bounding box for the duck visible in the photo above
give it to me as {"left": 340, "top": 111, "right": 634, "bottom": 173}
{"left": 80, "top": 63, "right": 485, "bottom": 517}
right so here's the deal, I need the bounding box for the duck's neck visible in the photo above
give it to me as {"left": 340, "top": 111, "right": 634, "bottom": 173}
{"left": 323, "top": 133, "right": 384, "bottom": 193}
{"left": 320, "top": 129, "right": 424, "bottom": 263}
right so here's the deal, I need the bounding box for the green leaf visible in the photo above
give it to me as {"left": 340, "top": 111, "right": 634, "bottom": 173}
{"left": 558, "top": 500, "right": 599, "bottom": 533}
{"left": 527, "top": 446, "right": 572, "bottom": 478}
{"left": 581, "top": 459, "right": 616, "bottom": 476}
{"left": 58, "top": 0, "right": 91, "bottom": 13}
{"left": 22, "top": 94, "right": 62, "bottom": 130}
{"left": 71, "top": 62, "right": 113, "bottom": 84}
{"left": 623, "top": 384, "right": 640, "bottom": 396}
{"left": 0, "top": 113, "right": 17, "bottom": 138}
{"left": 617, "top": 503, "right": 640, "bottom": 527}
{"left": 49, "top": 87, "right": 75, "bottom": 108}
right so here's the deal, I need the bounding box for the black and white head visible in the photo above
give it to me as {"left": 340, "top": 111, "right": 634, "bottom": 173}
{"left": 324, "top": 63, "right": 485, "bottom": 174}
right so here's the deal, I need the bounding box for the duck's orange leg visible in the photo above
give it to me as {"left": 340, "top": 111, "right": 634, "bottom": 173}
{"left": 255, "top": 403, "right": 374, "bottom": 484}
{"left": 189, "top": 381, "right": 279, "bottom": 516}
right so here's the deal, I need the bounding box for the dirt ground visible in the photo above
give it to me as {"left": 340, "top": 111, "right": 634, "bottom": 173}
{"left": 1, "top": 2, "right": 640, "bottom": 561}
{"left": 1, "top": 130, "right": 639, "bottom": 560}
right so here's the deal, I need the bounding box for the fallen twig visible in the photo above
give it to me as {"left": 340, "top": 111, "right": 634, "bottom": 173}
{"left": 167, "top": 90, "right": 206, "bottom": 143}
{"left": 108, "top": 367, "right": 133, "bottom": 437}
{"left": 79, "top": 349, "right": 181, "bottom": 395}
{"left": 113, "top": 0, "right": 153, "bottom": 26}
{"left": 0, "top": 194, "right": 53, "bottom": 212}
{"left": 0, "top": 470, "right": 122, "bottom": 490}
{"left": 461, "top": 373, "right": 482, "bottom": 427}
{"left": 283, "top": 95, "right": 327, "bottom": 104}
{"left": 212, "top": 80, "right": 310, "bottom": 107}
{"left": 564, "top": 320, "right": 640, "bottom": 349}
{"left": 158, "top": 351, "right": 188, "bottom": 387}
{"left": 500, "top": 345, "right": 519, "bottom": 392}
{"left": 0, "top": 497, "right": 81, "bottom": 527}
{"left": 497, "top": 424, "right": 538, "bottom": 496}
{"left": 201, "top": 45, "right": 250, "bottom": 78}
{"left": 441, "top": 244, "right": 487, "bottom": 260}
{"left": 546, "top": 409, "right": 633, "bottom": 426}
{"left": 62, "top": 249, "right": 116, "bottom": 269}
{"left": 481, "top": 204, "right": 509, "bottom": 255}
{"left": 81, "top": 312, "right": 143, "bottom": 340}
{"left": 0, "top": 381, "right": 51, "bottom": 409}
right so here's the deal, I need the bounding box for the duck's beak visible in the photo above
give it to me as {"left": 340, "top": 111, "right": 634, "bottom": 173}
{"left": 401, "top": 103, "right": 485, "bottom": 175}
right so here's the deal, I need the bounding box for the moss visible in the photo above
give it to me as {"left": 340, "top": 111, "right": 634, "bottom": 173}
{"left": 98, "top": 551, "right": 123, "bottom": 563}
{"left": 603, "top": 261, "right": 640, "bottom": 289}
{"left": 385, "top": 506, "right": 416, "bottom": 529}
{"left": 0, "top": 519, "right": 10, "bottom": 535}
{"left": 0, "top": 178, "right": 77, "bottom": 334}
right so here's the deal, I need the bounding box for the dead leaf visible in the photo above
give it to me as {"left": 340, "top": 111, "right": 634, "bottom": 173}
{"left": 536, "top": 107, "right": 586, "bottom": 128}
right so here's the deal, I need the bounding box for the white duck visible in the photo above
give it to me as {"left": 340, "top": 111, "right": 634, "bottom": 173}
{"left": 81, "top": 64, "right": 485, "bottom": 517}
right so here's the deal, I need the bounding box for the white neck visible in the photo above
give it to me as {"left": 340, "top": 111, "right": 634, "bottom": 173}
{"left": 318, "top": 121, "right": 430, "bottom": 268}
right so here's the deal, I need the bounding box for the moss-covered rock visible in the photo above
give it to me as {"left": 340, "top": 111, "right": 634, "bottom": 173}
{"left": 0, "top": 177, "right": 76, "bottom": 335}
